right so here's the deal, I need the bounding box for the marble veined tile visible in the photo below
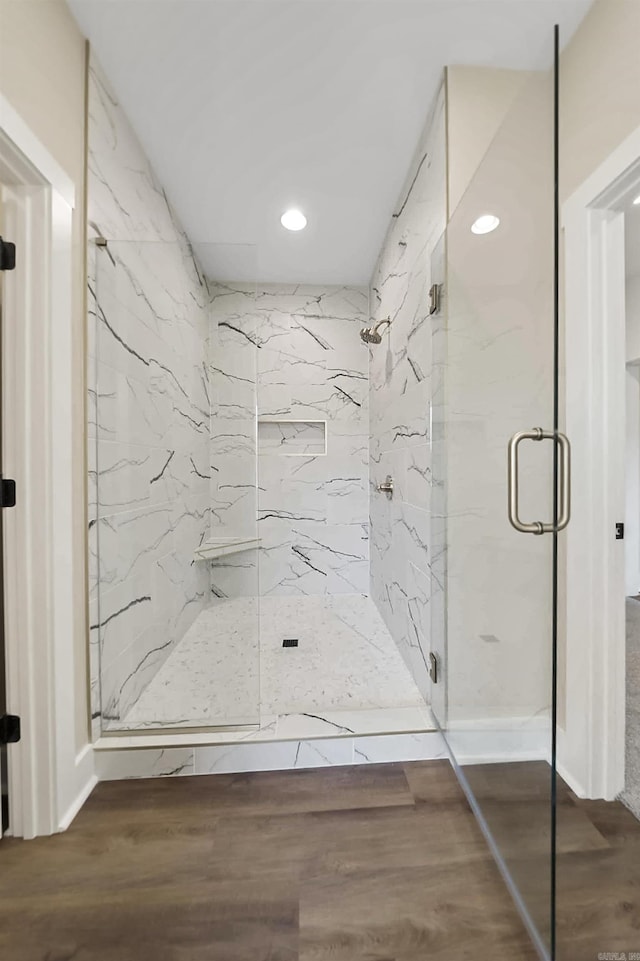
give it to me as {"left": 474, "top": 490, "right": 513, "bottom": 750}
{"left": 366, "top": 85, "right": 446, "bottom": 710}
{"left": 194, "top": 737, "right": 353, "bottom": 775}
{"left": 274, "top": 705, "right": 433, "bottom": 740}
{"left": 88, "top": 57, "right": 211, "bottom": 734}
{"left": 208, "top": 280, "right": 370, "bottom": 605}
{"left": 97, "top": 748, "right": 195, "bottom": 780}
{"left": 352, "top": 732, "right": 447, "bottom": 764}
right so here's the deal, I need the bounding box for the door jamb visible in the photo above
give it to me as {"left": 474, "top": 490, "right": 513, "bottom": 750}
{"left": 562, "top": 126, "right": 640, "bottom": 799}
{"left": 0, "top": 95, "right": 95, "bottom": 837}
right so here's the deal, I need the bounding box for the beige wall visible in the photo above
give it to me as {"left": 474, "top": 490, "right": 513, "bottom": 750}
{"left": 561, "top": 0, "right": 640, "bottom": 203}
{"left": 449, "top": 1, "right": 640, "bottom": 212}
{"left": 0, "top": 0, "right": 85, "bottom": 184}
{"left": 446, "top": 66, "right": 529, "bottom": 216}
{"left": 0, "top": 0, "right": 89, "bottom": 752}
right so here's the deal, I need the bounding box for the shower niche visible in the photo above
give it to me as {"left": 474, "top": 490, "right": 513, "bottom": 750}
{"left": 257, "top": 420, "right": 327, "bottom": 456}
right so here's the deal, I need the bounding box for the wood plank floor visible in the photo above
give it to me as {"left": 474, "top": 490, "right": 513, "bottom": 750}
{"left": 0, "top": 760, "right": 637, "bottom": 960}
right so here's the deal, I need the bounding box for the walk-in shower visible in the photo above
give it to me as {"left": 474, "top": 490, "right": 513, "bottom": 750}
{"left": 87, "top": 40, "right": 449, "bottom": 759}
{"left": 89, "top": 242, "right": 430, "bottom": 740}
{"left": 86, "top": 46, "right": 440, "bottom": 746}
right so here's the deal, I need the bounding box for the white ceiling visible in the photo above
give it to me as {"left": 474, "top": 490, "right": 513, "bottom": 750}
{"left": 69, "top": 0, "right": 592, "bottom": 285}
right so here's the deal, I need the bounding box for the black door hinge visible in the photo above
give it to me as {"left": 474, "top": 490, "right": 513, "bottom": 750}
{"left": 0, "top": 479, "right": 16, "bottom": 508}
{"left": 0, "top": 237, "right": 16, "bottom": 271}
{"left": 0, "top": 715, "right": 20, "bottom": 745}
{"left": 616, "top": 522, "right": 625, "bottom": 540}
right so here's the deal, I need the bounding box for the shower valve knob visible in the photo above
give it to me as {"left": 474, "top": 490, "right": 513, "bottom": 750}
{"left": 376, "top": 476, "right": 394, "bottom": 498}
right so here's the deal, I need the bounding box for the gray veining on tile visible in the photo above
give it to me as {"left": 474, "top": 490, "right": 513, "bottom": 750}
{"left": 210, "top": 282, "right": 370, "bottom": 597}
{"left": 87, "top": 55, "right": 211, "bottom": 735}
{"left": 95, "top": 729, "right": 446, "bottom": 780}
{"left": 369, "top": 83, "right": 446, "bottom": 701}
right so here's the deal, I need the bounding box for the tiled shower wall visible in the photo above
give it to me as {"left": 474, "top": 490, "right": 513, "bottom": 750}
{"left": 87, "top": 58, "right": 211, "bottom": 734}
{"left": 369, "top": 85, "right": 447, "bottom": 700}
{"left": 209, "top": 283, "right": 370, "bottom": 598}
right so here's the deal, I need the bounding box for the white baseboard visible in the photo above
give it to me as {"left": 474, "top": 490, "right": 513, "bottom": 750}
{"left": 555, "top": 758, "right": 587, "bottom": 798}
{"left": 445, "top": 715, "right": 549, "bottom": 767}
{"left": 58, "top": 744, "right": 97, "bottom": 832}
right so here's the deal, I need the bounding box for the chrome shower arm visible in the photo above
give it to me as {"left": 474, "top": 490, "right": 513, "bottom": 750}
{"left": 374, "top": 318, "right": 392, "bottom": 336}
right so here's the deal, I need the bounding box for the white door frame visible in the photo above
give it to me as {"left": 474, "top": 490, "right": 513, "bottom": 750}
{"left": 0, "top": 96, "right": 95, "bottom": 837}
{"left": 562, "top": 126, "right": 640, "bottom": 800}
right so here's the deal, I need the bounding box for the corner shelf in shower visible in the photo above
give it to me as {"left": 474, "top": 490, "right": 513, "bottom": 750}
{"left": 193, "top": 536, "right": 262, "bottom": 562}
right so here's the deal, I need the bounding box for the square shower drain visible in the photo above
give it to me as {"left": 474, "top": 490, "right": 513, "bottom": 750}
{"left": 282, "top": 638, "right": 299, "bottom": 648}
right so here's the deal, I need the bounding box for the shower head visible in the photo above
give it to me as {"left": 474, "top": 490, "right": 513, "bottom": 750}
{"left": 360, "top": 327, "right": 380, "bottom": 344}
{"left": 360, "top": 317, "right": 392, "bottom": 345}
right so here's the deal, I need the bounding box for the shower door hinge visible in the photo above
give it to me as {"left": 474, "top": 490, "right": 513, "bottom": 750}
{"left": 429, "top": 652, "right": 439, "bottom": 684}
{"left": 0, "top": 715, "right": 21, "bottom": 745}
{"left": 429, "top": 283, "right": 442, "bottom": 316}
{"left": 0, "top": 236, "right": 16, "bottom": 271}
{"left": 616, "top": 522, "right": 625, "bottom": 540}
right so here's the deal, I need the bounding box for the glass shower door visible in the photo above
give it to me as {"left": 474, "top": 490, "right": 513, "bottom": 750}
{"left": 436, "top": 34, "right": 562, "bottom": 959}
{"left": 90, "top": 239, "right": 261, "bottom": 734}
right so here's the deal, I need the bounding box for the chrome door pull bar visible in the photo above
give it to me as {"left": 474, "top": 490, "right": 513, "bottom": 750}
{"left": 507, "top": 429, "right": 571, "bottom": 534}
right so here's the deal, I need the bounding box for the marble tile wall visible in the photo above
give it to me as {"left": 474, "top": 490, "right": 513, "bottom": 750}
{"left": 209, "top": 283, "right": 370, "bottom": 598}
{"left": 368, "top": 85, "right": 447, "bottom": 702}
{"left": 95, "top": 730, "right": 447, "bottom": 781}
{"left": 87, "top": 58, "right": 211, "bottom": 735}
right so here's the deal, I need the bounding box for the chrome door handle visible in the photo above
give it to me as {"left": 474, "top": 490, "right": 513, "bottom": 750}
{"left": 507, "top": 429, "right": 571, "bottom": 535}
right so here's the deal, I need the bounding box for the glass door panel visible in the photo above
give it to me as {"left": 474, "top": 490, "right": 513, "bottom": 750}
{"left": 91, "top": 239, "right": 260, "bottom": 733}
{"left": 438, "top": 38, "right": 560, "bottom": 958}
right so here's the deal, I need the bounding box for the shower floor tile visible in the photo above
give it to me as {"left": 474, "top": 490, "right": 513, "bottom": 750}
{"left": 117, "top": 594, "right": 430, "bottom": 736}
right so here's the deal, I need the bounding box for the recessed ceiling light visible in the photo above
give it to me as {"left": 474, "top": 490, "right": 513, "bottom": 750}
{"left": 281, "top": 209, "right": 307, "bottom": 231}
{"left": 471, "top": 214, "right": 500, "bottom": 235}
{"left": 633, "top": 195, "right": 640, "bottom": 206}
